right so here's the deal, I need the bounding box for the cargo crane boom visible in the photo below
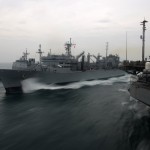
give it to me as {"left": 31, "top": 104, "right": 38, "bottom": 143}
{"left": 76, "top": 51, "right": 85, "bottom": 61}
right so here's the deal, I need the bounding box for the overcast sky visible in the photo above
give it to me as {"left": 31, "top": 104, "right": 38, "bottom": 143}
{"left": 0, "top": 0, "right": 150, "bottom": 62}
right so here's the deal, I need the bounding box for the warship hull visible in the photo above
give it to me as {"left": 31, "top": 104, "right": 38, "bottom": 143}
{"left": 129, "top": 82, "right": 150, "bottom": 106}
{"left": 0, "top": 69, "right": 125, "bottom": 93}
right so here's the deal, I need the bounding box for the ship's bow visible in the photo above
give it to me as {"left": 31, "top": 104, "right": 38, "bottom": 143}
{"left": 0, "top": 69, "right": 34, "bottom": 94}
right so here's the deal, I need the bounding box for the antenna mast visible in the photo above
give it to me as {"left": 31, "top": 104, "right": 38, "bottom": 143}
{"left": 64, "top": 38, "right": 75, "bottom": 56}
{"left": 126, "top": 32, "right": 127, "bottom": 61}
{"left": 23, "top": 48, "right": 29, "bottom": 61}
{"left": 140, "top": 19, "right": 148, "bottom": 62}
{"left": 36, "top": 44, "right": 44, "bottom": 64}
{"left": 106, "top": 42, "right": 109, "bottom": 58}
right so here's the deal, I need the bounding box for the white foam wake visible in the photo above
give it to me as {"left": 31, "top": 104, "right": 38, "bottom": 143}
{"left": 22, "top": 74, "right": 130, "bottom": 93}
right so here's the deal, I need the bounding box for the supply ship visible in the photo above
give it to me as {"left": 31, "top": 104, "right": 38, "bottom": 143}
{"left": 0, "top": 39, "right": 125, "bottom": 93}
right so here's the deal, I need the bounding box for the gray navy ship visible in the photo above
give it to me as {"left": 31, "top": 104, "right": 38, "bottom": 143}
{"left": 128, "top": 19, "right": 150, "bottom": 106}
{"left": 129, "top": 62, "right": 150, "bottom": 106}
{"left": 0, "top": 38, "right": 125, "bottom": 93}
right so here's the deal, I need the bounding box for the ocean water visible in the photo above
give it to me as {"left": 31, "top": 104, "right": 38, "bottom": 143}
{"left": 0, "top": 63, "right": 12, "bottom": 69}
{"left": 0, "top": 64, "right": 150, "bottom": 150}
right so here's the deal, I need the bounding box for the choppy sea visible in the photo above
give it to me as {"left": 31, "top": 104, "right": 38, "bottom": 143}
{"left": 0, "top": 63, "right": 150, "bottom": 150}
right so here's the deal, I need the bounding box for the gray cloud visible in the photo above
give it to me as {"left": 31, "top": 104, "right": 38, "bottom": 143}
{"left": 0, "top": 0, "right": 149, "bottom": 62}
{"left": 17, "top": 21, "right": 27, "bottom": 25}
{"left": 97, "top": 19, "right": 112, "bottom": 24}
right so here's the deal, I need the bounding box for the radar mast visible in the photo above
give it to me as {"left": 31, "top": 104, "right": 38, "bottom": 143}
{"left": 106, "top": 42, "right": 109, "bottom": 58}
{"left": 64, "top": 38, "right": 76, "bottom": 57}
{"left": 140, "top": 19, "right": 148, "bottom": 62}
{"left": 23, "top": 48, "right": 29, "bottom": 61}
{"left": 36, "top": 44, "right": 44, "bottom": 64}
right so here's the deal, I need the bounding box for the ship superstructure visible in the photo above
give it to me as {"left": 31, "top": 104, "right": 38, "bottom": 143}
{"left": 12, "top": 38, "right": 120, "bottom": 72}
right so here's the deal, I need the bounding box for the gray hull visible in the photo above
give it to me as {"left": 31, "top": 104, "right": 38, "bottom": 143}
{"left": 0, "top": 69, "right": 125, "bottom": 93}
{"left": 129, "top": 82, "right": 150, "bottom": 106}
